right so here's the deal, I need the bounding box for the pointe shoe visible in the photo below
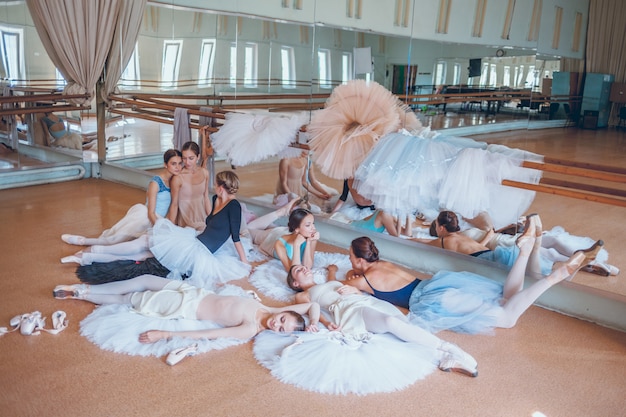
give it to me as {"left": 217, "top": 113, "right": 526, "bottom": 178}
{"left": 530, "top": 214, "right": 543, "bottom": 238}
{"left": 61, "top": 234, "right": 86, "bottom": 245}
{"left": 439, "top": 342, "right": 478, "bottom": 369}
{"left": 439, "top": 352, "right": 478, "bottom": 377}
{"left": 53, "top": 284, "right": 88, "bottom": 300}
{"left": 515, "top": 216, "right": 536, "bottom": 249}
{"left": 61, "top": 255, "right": 82, "bottom": 265}
{"left": 165, "top": 343, "right": 198, "bottom": 366}
{"left": 582, "top": 260, "right": 619, "bottom": 277}
{"left": 552, "top": 240, "right": 604, "bottom": 282}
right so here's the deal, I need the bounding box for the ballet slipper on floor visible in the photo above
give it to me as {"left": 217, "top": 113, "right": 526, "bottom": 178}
{"left": 438, "top": 352, "right": 478, "bottom": 377}
{"left": 166, "top": 343, "right": 198, "bottom": 366}
{"left": 61, "top": 234, "right": 86, "bottom": 245}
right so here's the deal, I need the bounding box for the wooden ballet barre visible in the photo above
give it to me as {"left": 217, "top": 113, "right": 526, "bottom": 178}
{"left": 542, "top": 156, "right": 626, "bottom": 176}
{"left": 0, "top": 104, "right": 90, "bottom": 116}
{"left": 0, "top": 93, "right": 91, "bottom": 104}
{"left": 540, "top": 177, "right": 626, "bottom": 199}
{"left": 522, "top": 161, "right": 626, "bottom": 183}
{"left": 502, "top": 179, "right": 626, "bottom": 207}
{"left": 127, "top": 96, "right": 227, "bottom": 119}
{"left": 108, "top": 108, "right": 216, "bottom": 132}
{"left": 109, "top": 96, "right": 226, "bottom": 120}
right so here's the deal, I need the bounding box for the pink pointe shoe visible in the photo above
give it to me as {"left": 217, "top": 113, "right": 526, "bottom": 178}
{"left": 165, "top": 343, "right": 198, "bottom": 366}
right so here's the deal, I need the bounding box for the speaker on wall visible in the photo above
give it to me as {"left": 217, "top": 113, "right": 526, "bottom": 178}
{"left": 468, "top": 58, "right": 482, "bottom": 77}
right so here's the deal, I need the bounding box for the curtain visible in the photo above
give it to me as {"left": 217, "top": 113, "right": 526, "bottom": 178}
{"left": 586, "top": 0, "right": 626, "bottom": 79}
{"left": 26, "top": 0, "right": 121, "bottom": 104}
{"left": 102, "top": 0, "right": 147, "bottom": 101}
{"left": 585, "top": 0, "right": 626, "bottom": 124}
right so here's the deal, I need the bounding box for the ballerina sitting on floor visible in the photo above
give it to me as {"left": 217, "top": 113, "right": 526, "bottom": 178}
{"left": 244, "top": 201, "right": 319, "bottom": 271}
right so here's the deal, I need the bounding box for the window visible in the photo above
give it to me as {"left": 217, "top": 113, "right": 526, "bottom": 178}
{"left": 452, "top": 64, "right": 461, "bottom": 85}
{"left": 513, "top": 66, "right": 519, "bottom": 87}
{"left": 229, "top": 43, "right": 237, "bottom": 88}
{"left": 516, "top": 65, "right": 525, "bottom": 87}
{"left": 434, "top": 61, "right": 446, "bottom": 85}
{"left": 0, "top": 25, "right": 24, "bottom": 81}
{"left": 489, "top": 64, "right": 497, "bottom": 87}
{"left": 161, "top": 40, "right": 183, "bottom": 89}
{"left": 503, "top": 66, "right": 511, "bottom": 87}
{"left": 525, "top": 65, "right": 536, "bottom": 88}
{"left": 318, "top": 49, "right": 332, "bottom": 89}
{"left": 341, "top": 52, "right": 353, "bottom": 84}
{"left": 243, "top": 43, "right": 258, "bottom": 88}
{"left": 281, "top": 46, "right": 295, "bottom": 89}
{"left": 55, "top": 69, "right": 66, "bottom": 88}
{"left": 121, "top": 44, "right": 140, "bottom": 90}
{"left": 479, "top": 63, "right": 489, "bottom": 86}
{"left": 198, "top": 39, "right": 216, "bottom": 88}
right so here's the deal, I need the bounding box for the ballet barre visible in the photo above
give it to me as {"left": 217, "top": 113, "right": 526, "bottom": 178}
{"left": 503, "top": 158, "right": 626, "bottom": 207}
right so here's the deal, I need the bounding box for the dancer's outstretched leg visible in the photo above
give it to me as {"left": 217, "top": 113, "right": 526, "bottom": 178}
{"left": 502, "top": 216, "right": 535, "bottom": 300}
{"left": 496, "top": 240, "right": 604, "bottom": 328}
{"left": 526, "top": 214, "right": 544, "bottom": 276}
{"left": 246, "top": 197, "right": 299, "bottom": 230}
{"left": 53, "top": 274, "right": 171, "bottom": 304}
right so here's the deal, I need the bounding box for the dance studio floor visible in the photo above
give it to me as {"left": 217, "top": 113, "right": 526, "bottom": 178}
{"left": 0, "top": 121, "right": 625, "bottom": 416}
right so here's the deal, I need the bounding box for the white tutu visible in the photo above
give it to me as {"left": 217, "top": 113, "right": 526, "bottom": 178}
{"left": 248, "top": 252, "right": 352, "bottom": 302}
{"left": 150, "top": 219, "right": 251, "bottom": 289}
{"left": 79, "top": 285, "right": 252, "bottom": 357}
{"left": 353, "top": 131, "right": 460, "bottom": 217}
{"left": 438, "top": 147, "right": 542, "bottom": 230}
{"left": 253, "top": 330, "right": 438, "bottom": 395}
{"left": 96, "top": 203, "right": 151, "bottom": 245}
{"left": 211, "top": 112, "right": 305, "bottom": 166}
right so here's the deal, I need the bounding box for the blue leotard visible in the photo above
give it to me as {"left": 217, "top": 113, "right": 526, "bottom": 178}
{"left": 363, "top": 274, "right": 421, "bottom": 309}
{"left": 352, "top": 211, "right": 385, "bottom": 233}
{"left": 273, "top": 237, "right": 306, "bottom": 261}
{"left": 149, "top": 176, "right": 171, "bottom": 218}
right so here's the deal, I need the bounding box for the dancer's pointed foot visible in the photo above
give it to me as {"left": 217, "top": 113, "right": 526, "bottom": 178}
{"left": 515, "top": 215, "right": 536, "bottom": 251}
{"left": 439, "top": 352, "right": 478, "bottom": 377}
{"left": 53, "top": 284, "right": 88, "bottom": 300}
{"left": 61, "top": 234, "right": 86, "bottom": 245}
{"left": 61, "top": 252, "right": 83, "bottom": 265}
{"left": 530, "top": 214, "right": 543, "bottom": 238}
{"left": 278, "top": 197, "right": 300, "bottom": 217}
{"left": 550, "top": 240, "right": 604, "bottom": 283}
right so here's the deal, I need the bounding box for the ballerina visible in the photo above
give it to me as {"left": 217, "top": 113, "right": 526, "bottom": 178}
{"left": 52, "top": 274, "right": 320, "bottom": 343}
{"left": 287, "top": 264, "right": 478, "bottom": 377}
{"left": 344, "top": 217, "right": 603, "bottom": 334}
{"left": 60, "top": 149, "right": 183, "bottom": 264}
{"left": 167, "top": 141, "right": 211, "bottom": 232}
{"left": 245, "top": 202, "right": 319, "bottom": 271}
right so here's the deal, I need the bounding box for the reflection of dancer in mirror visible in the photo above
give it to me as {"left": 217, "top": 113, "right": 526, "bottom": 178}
{"left": 345, "top": 217, "right": 603, "bottom": 334}
{"left": 414, "top": 210, "right": 550, "bottom": 275}
{"left": 53, "top": 274, "right": 320, "bottom": 342}
{"left": 331, "top": 178, "right": 375, "bottom": 214}
{"left": 273, "top": 148, "right": 337, "bottom": 213}
{"left": 60, "top": 149, "right": 183, "bottom": 264}
{"left": 167, "top": 141, "right": 211, "bottom": 232}
{"left": 245, "top": 201, "right": 319, "bottom": 271}
{"left": 287, "top": 264, "right": 478, "bottom": 376}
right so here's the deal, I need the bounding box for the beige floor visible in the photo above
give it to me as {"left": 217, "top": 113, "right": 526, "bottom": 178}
{"left": 1, "top": 124, "right": 626, "bottom": 417}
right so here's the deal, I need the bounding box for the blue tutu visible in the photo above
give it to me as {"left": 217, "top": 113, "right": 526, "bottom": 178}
{"left": 408, "top": 271, "right": 503, "bottom": 334}
{"left": 476, "top": 245, "right": 553, "bottom": 276}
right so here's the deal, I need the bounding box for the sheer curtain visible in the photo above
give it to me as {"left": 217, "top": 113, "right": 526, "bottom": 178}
{"left": 102, "top": 0, "right": 147, "bottom": 100}
{"left": 26, "top": 0, "right": 120, "bottom": 104}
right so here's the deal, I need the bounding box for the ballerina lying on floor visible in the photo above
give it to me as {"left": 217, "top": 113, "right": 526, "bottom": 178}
{"left": 53, "top": 274, "right": 319, "bottom": 359}
{"left": 253, "top": 264, "right": 477, "bottom": 396}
